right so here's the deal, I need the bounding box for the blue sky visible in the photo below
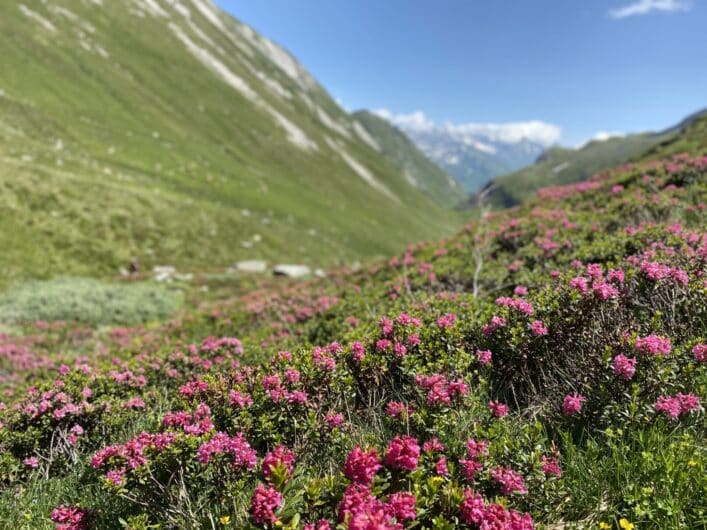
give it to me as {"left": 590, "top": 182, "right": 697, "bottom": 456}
{"left": 218, "top": 0, "right": 706, "bottom": 146}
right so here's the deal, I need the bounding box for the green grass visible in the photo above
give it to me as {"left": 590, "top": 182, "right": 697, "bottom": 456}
{"left": 483, "top": 133, "right": 673, "bottom": 207}
{"left": 0, "top": 278, "right": 182, "bottom": 326}
{"left": 0, "top": 1, "right": 465, "bottom": 291}
{"left": 635, "top": 110, "right": 707, "bottom": 163}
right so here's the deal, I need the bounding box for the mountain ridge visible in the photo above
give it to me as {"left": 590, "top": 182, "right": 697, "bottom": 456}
{"left": 0, "top": 0, "right": 464, "bottom": 290}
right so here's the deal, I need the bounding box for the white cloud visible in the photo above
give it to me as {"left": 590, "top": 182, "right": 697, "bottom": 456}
{"left": 609, "top": 0, "right": 690, "bottom": 19}
{"left": 373, "top": 109, "right": 561, "bottom": 146}
{"left": 575, "top": 131, "right": 625, "bottom": 149}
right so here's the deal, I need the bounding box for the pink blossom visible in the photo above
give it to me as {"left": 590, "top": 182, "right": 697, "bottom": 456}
{"left": 491, "top": 466, "right": 528, "bottom": 495}
{"left": 466, "top": 439, "right": 489, "bottom": 459}
{"left": 351, "top": 341, "right": 366, "bottom": 361}
{"left": 262, "top": 445, "right": 295, "bottom": 482}
{"left": 385, "top": 492, "right": 416, "bottom": 521}
{"left": 392, "top": 342, "right": 407, "bottom": 357}
{"left": 593, "top": 281, "right": 619, "bottom": 300}
{"left": 540, "top": 456, "right": 562, "bottom": 477}
{"left": 250, "top": 483, "right": 283, "bottom": 525}
{"left": 569, "top": 277, "right": 589, "bottom": 294}
{"left": 612, "top": 355, "right": 637, "bottom": 380}
{"left": 562, "top": 393, "right": 586, "bottom": 415}
{"left": 384, "top": 435, "right": 420, "bottom": 472}
{"left": 460, "top": 458, "right": 483, "bottom": 481}
{"left": 482, "top": 315, "right": 507, "bottom": 336}
{"left": 375, "top": 339, "right": 391, "bottom": 352}
{"left": 23, "top": 456, "right": 39, "bottom": 468}
{"left": 530, "top": 320, "right": 548, "bottom": 336}
{"left": 635, "top": 334, "right": 672, "bottom": 356}
{"left": 385, "top": 401, "right": 408, "bottom": 418}
{"left": 422, "top": 437, "right": 445, "bottom": 453}
{"left": 344, "top": 447, "right": 381, "bottom": 484}
{"left": 51, "top": 505, "right": 93, "bottom": 530}
{"left": 459, "top": 489, "right": 534, "bottom": 529}
{"left": 488, "top": 400, "right": 510, "bottom": 417}
{"left": 325, "top": 412, "right": 344, "bottom": 429}
{"left": 435, "top": 456, "right": 449, "bottom": 476}
{"left": 655, "top": 395, "right": 682, "bottom": 419}
{"left": 229, "top": 390, "right": 253, "bottom": 409}
{"left": 436, "top": 313, "right": 458, "bottom": 329}
{"left": 693, "top": 343, "right": 706, "bottom": 362}
{"left": 475, "top": 349, "right": 493, "bottom": 365}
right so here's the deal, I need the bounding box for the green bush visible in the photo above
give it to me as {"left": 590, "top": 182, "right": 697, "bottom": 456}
{"left": 0, "top": 278, "right": 181, "bottom": 326}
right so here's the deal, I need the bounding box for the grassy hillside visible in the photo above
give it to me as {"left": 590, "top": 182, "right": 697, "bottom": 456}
{"left": 352, "top": 110, "right": 464, "bottom": 208}
{"left": 0, "top": 155, "right": 704, "bottom": 529}
{"left": 0, "top": 1, "right": 462, "bottom": 290}
{"left": 481, "top": 132, "right": 672, "bottom": 207}
{"left": 635, "top": 109, "right": 707, "bottom": 162}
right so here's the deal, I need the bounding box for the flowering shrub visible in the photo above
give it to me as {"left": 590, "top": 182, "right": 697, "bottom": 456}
{"left": 0, "top": 156, "right": 704, "bottom": 529}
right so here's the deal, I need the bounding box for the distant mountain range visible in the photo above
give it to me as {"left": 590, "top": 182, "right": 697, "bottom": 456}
{"left": 373, "top": 110, "right": 551, "bottom": 193}
{"left": 479, "top": 109, "right": 707, "bottom": 207}
{"left": 0, "top": 0, "right": 467, "bottom": 289}
{"left": 352, "top": 111, "right": 463, "bottom": 207}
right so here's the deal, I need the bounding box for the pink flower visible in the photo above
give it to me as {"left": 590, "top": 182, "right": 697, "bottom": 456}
{"left": 51, "top": 505, "right": 93, "bottom": 530}
{"left": 612, "top": 354, "right": 637, "bottom": 380}
{"left": 530, "top": 320, "right": 548, "bottom": 336}
{"left": 250, "top": 483, "right": 283, "bottom": 525}
{"left": 23, "top": 456, "right": 39, "bottom": 468}
{"left": 540, "top": 456, "right": 562, "bottom": 477}
{"left": 465, "top": 439, "right": 489, "bottom": 459}
{"left": 657, "top": 393, "right": 703, "bottom": 419}
{"left": 229, "top": 390, "right": 253, "bottom": 409}
{"left": 607, "top": 268, "right": 625, "bottom": 283}
{"left": 569, "top": 277, "right": 589, "bottom": 294}
{"left": 379, "top": 317, "right": 394, "bottom": 337}
{"left": 197, "top": 432, "right": 257, "bottom": 470}
{"left": 384, "top": 435, "right": 420, "bottom": 472}
{"left": 593, "top": 281, "right": 619, "bottom": 300}
{"left": 655, "top": 395, "right": 682, "bottom": 419}
{"left": 586, "top": 263, "right": 603, "bottom": 279}
{"left": 324, "top": 412, "right": 344, "bottom": 429}
{"left": 562, "top": 393, "right": 585, "bottom": 415}
{"left": 693, "top": 343, "right": 706, "bottom": 362}
{"left": 475, "top": 349, "right": 493, "bottom": 366}
{"left": 375, "top": 339, "right": 391, "bottom": 352}
{"left": 459, "top": 489, "right": 534, "bottom": 529}
{"left": 105, "top": 468, "right": 126, "bottom": 486}
{"left": 488, "top": 400, "right": 510, "bottom": 417}
{"left": 351, "top": 341, "right": 366, "bottom": 361}
{"left": 392, "top": 342, "right": 407, "bottom": 357}
{"left": 385, "top": 401, "right": 408, "bottom": 418}
{"left": 344, "top": 447, "right": 381, "bottom": 484}
{"left": 385, "top": 492, "right": 416, "bottom": 521}
{"left": 422, "top": 437, "right": 445, "bottom": 452}
{"left": 436, "top": 313, "right": 457, "bottom": 330}
{"left": 262, "top": 445, "right": 296, "bottom": 483}
{"left": 482, "top": 315, "right": 507, "bottom": 336}
{"left": 514, "top": 285, "right": 528, "bottom": 296}
{"left": 460, "top": 457, "right": 483, "bottom": 481}
{"left": 435, "top": 456, "right": 449, "bottom": 476}
{"left": 635, "top": 334, "right": 672, "bottom": 356}
{"left": 491, "top": 466, "right": 528, "bottom": 495}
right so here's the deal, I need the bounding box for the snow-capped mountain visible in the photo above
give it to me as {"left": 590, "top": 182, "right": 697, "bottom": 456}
{"left": 374, "top": 110, "right": 557, "bottom": 193}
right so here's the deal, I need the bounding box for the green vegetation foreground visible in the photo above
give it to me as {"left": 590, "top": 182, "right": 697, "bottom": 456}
{"left": 0, "top": 155, "right": 705, "bottom": 529}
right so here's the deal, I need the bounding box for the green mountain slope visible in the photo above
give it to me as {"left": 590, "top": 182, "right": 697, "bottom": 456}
{"left": 352, "top": 110, "right": 464, "bottom": 207}
{"left": 635, "top": 109, "right": 707, "bottom": 162}
{"left": 481, "top": 132, "right": 672, "bottom": 207}
{"left": 0, "top": 0, "right": 462, "bottom": 290}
